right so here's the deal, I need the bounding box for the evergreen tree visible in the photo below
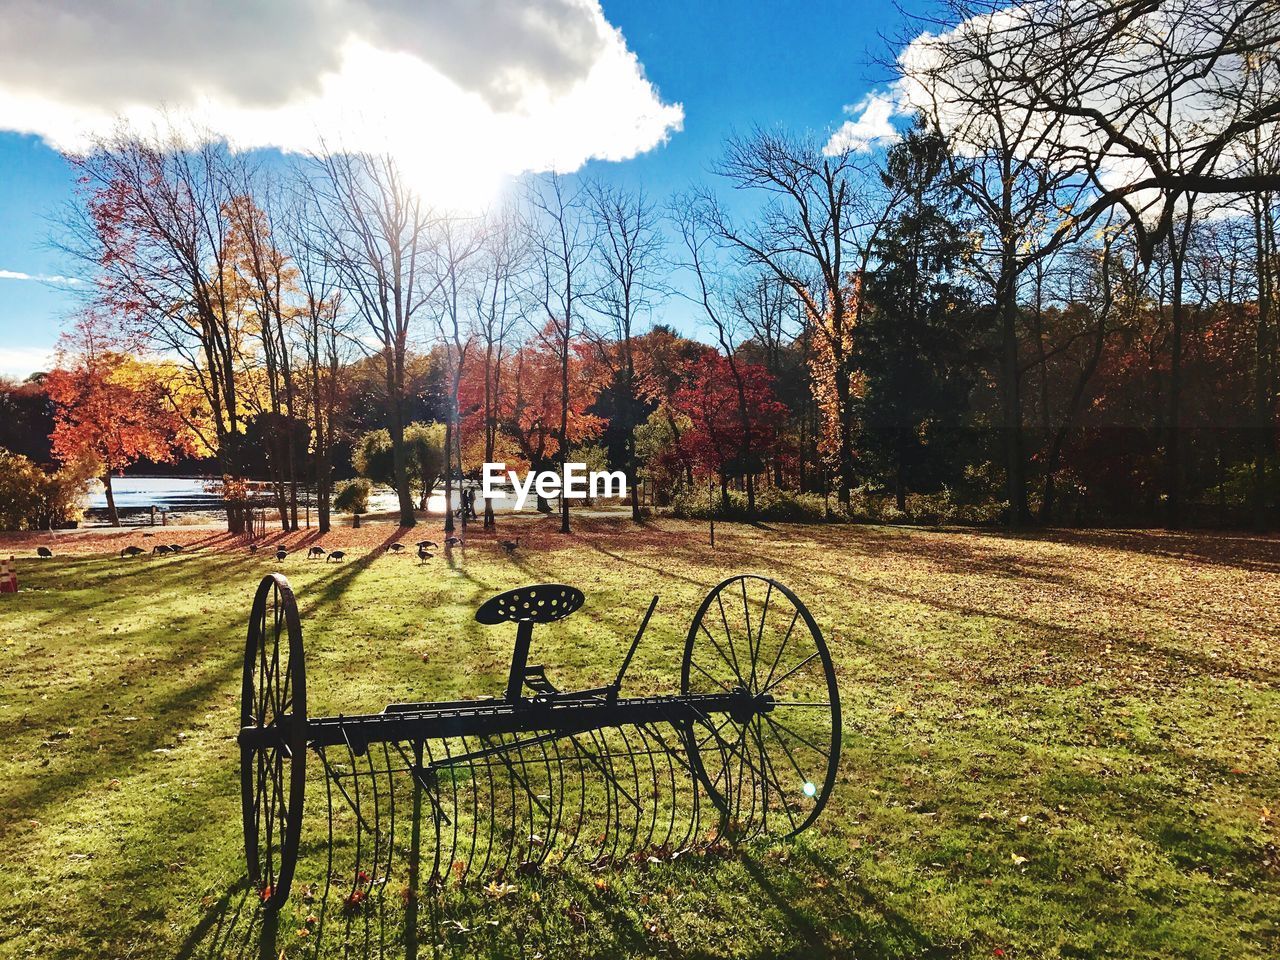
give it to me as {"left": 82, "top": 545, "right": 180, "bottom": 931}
{"left": 862, "top": 124, "right": 978, "bottom": 509}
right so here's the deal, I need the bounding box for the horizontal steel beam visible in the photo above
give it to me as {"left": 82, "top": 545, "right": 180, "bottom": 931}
{"left": 238, "top": 689, "right": 773, "bottom": 753}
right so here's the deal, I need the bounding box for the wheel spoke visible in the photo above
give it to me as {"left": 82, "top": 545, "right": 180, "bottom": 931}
{"left": 763, "top": 711, "right": 831, "bottom": 763}
{"left": 755, "top": 723, "right": 801, "bottom": 833}
{"left": 761, "top": 607, "right": 801, "bottom": 693}
{"left": 696, "top": 621, "right": 747, "bottom": 688}
{"left": 715, "top": 591, "right": 746, "bottom": 685}
{"left": 764, "top": 650, "right": 820, "bottom": 695}
{"left": 751, "top": 581, "right": 772, "bottom": 691}
{"left": 688, "top": 654, "right": 734, "bottom": 693}
{"left": 761, "top": 713, "right": 820, "bottom": 791}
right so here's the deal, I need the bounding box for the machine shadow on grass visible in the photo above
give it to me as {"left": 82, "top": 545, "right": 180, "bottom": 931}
{"left": 176, "top": 845, "right": 947, "bottom": 960}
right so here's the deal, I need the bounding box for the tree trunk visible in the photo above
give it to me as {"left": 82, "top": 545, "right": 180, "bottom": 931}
{"left": 1167, "top": 231, "right": 1186, "bottom": 529}
{"left": 999, "top": 258, "right": 1029, "bottom": 527}
{"left": 444, "top": 415, "right": 455, "bottom": 534}
{"left": 1253, "top": 195, "right": 1275, "bottom": 530}
{"left": 103, "top": 473, "right": 119, "bottom": 527}
{"left": 560, "top": 344, "right": 571, "bottom": 535}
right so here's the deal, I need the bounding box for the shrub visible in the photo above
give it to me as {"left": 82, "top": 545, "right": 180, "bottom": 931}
{"left": 352, "top": 422, "right": 445, "bottom": 509}
{"left": 0, "top": 447, "right": 91, "bottom": 530}
{"left": 670, "top": 486, "right": 833, "bottom": 523}
{"left": 333, "top": 478, "right": 371, "bottom": 515}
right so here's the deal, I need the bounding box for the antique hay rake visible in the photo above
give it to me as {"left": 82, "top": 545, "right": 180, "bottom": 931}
{"left": 238, "top": 573, "right": 840, "bottom": 910}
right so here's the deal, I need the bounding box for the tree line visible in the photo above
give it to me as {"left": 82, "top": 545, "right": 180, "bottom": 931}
{"left": 1, "top": 0, "right": 1276, "bottom": 532}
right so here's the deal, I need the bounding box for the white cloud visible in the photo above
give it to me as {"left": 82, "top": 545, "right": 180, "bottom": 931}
{"left": 824, "top": 91, "right": 904, "bottom": 155}
{"left": 0, "top": 345, "right": 54, "bottom": 378}
{"left": 0, "top": 269, "right": 83, "bottom": 285}
{"left": 0, "top": 0, "right": 683, "bottom": 205}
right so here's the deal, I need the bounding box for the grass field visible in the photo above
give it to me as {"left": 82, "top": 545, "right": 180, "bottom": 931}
{"left": 1, "top": 517, "right": 1277, "bottom": 959}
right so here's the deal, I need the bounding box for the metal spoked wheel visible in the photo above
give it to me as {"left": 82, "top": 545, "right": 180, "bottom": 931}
{"left": 241, "top": 573, "right": 307, "bottom": 911}
{"left": 681, "top": 575, "right": 840, "bottom": 840}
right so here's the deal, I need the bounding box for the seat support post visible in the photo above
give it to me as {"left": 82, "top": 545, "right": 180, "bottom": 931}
{"left": 506, "top": 620, "right": 536, "bottom": 703}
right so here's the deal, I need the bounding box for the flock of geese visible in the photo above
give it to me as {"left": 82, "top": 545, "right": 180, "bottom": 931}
{"left": 34, "top": 534, "right": 522, "bottom": 562}
{"left": 242, "top": 535, "right": 521, "bottom": 563}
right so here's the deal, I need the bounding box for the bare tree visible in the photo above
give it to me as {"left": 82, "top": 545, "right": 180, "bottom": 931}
{"left": 586, "top": 180, "right": 664, "bottom": 522}
{"left": 702, "top": 130, "right": 893, "bottom": 508}
{"left": 904, "top": 9, "right": 1093, "bottom": 525}
{"left": 281, "top": 179, "right": 357, "bottom": 534}
{"left": 428, "top": 214, "right": 485, "bottom": 534}
{"left": 471, "top": 207, "right": 528, "bottom": 529}
{"left": 64, "top": 126, "right": 253, "bottom": 532}
{"left": 936, "top": 0, "right": 1280, "bottom": 259}
{"left": 225, "top": 176, "right": 302, "bottom": 531}
{"left": 310, "top": 152, "right": 440, "bottom": 528}
{"left": 526, "top": 173, "right": 593, "bottom": 533}
{"left": 673, "top": 199, "right": 761, "bottom": 515}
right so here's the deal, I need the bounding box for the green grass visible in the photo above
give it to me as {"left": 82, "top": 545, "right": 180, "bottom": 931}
{"left": 1, "top": 519, "right": 1277, "bottom": 959}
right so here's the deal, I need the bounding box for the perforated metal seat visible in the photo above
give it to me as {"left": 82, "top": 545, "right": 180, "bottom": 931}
{"left": 475, "top": 584, "right": 584, "bottom": 625}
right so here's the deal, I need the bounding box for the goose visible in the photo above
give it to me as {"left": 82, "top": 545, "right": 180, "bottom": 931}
{"left": 249, "top": 543, "right": 259, "bottom": 554}
{"left": 275, "top": 548, "right": 288, "bottom": 561}
{"left": 36, "top": 547, "right": 52, "bottom": 559}
{"left": 499, "top": 538, "right": 519, "bottom": 556}
{"left": 417, "top": 544, "right": 433, "bottom": 562}
{"left": 307, "top": 545, "right": 326, "bottom": 559}
{"left": 416, "top": 540, "right": 439, "bottom": 550}
{"left": 444, "top": 536, "right": 462, "bottom": 547}
{"left": 388, "top": 542, "right": 405, "bottom": 552}
{"left": 327, "top": 550, "right": 346, "bottom": 562}
{"left": 120, "top": 545, "right": 145, "bottom": 558}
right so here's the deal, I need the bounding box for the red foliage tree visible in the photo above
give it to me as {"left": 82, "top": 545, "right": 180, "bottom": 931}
{"left": 458, "top": 326, "right": 606, "bottom": 511}
{"left": 45, "top": 315, "right": 195, "bottom": 525}
{"left": 673, "top": 348, "right": 787, "bottom": 507}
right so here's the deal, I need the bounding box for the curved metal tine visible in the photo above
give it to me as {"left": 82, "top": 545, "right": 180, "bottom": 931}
{"left": 373, "top": 742, "right": 397, "bottom": 946}
{"left": 459, "top": 734, "right": 482, "bottom": 886}
{"left": 577, "top": 729, "right": 611, "bottom": 866}
{"left": 528, "top": 730, "right": 559, "bottom": 872}
{"left": 472, "top": 734, "right": 497, "bottom": 882}
{"left": 510, "top": 732, "right": 536, "bottom": 872}
{"left": 408, "top": 739, "right": 443, "bottom": 887}
{"left": 755, "top": 719, "right": 804, "bottom": 835}
{"left": 383, "top": 741, "right": 398, "bottom": 902}
{"left": 345, "top": 740, "right": 365, "bottom": 902}
{"left": 542, "top": 733, "right": 568, "bottom": 868}
{"left": 364, "top": 743, "right": 384, "bottom": 905}
{"left": 646, "top": 720, "right": 698, "bottom": 852}
{"left": 316, "top": 746, "right": 374, "bottom": 836}
{"left": 631, "top": 723, "right": 662, "bottom": 854}
{"left": 440, "top": 736, "right": 461, "bottom": 885}
{"left": 561, "top": 728, "right": 587, "bottom": 861}
{"left": 598, "top": 728, "right": 624, "bottom": 865}
{"left": 640, "top": 722, "right": 679, "bottom": 853}
{"left": 603, "top": 727, "right": 627, "bottom": 865}
{"left": 614, "top": 724, "right": 646, "bottom": 859}
{"left": 492, "top": 734, "right": 519, "bottom": 880}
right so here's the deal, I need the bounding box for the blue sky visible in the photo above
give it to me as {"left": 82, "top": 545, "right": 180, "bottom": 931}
{"left": 0, "top": 0, "right": 915, "bottom": 378}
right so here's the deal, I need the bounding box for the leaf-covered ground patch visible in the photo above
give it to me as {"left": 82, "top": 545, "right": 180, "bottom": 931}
{"left": 0, "top": 519, "right": 1276, "bottom": 958}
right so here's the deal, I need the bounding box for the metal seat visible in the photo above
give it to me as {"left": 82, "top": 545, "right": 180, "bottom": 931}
{"left": 475, "top": 584, "right": 584, "bottom": 625}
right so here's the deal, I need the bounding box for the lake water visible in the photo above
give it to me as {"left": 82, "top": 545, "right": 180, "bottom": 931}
{"left": 85, "top": 476, "right": 525, "bottom": 517}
